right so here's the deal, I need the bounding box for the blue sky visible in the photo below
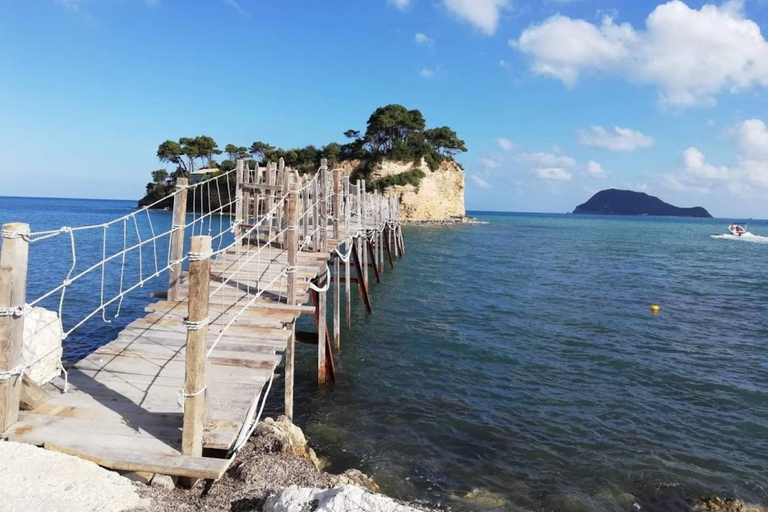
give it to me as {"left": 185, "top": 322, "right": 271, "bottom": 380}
{"left": 1, "top": 0, "right": 768, "bottom": 217}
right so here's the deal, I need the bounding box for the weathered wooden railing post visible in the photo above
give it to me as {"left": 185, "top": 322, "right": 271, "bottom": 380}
{"left": 285, "top": 180, "right": 299, "bottom": 420}
{"left": 361, "top": 180, "right": 369, "bottom": 288}
{"left": 320, "top": 159, "right": 329, "bottom": 253}
{"left": 168, "top": 178, "right": 189, "bottom": 301}
{"left": 332, "top": 168, "right": 341, "bottom": 349}
{"left": 343, "top": 175, "right": 352, "bottom": 328}
{"left": 180, "top": 235, "right": 211, "bottom": 488}
{"left": 0, "top": 223, "right": 29, "bottom": 433}
{"left": 234, "top": 160, "right": 245, "bottom": 248}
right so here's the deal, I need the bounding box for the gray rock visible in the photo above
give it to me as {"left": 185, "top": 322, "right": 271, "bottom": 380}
{"left": 263, "top": 485, "right": 422, "bottom": 512}
{"left": 0, "top": 441, "right": 146, "bottom": 512}
{"left": 150, "top": 474, "right": 176, "bottom": 490}
{"left": 21, "top": 307, "right": 63, "bottom": 385}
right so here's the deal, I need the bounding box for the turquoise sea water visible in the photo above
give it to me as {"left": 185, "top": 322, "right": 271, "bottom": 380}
{"left": 1, "top": 197, "right": 766, "bottom": 511}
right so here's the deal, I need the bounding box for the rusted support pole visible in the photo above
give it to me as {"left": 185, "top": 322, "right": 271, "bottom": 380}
{"left": 168, "top": 178, "right": 189, "bottom": 301}
{"left": 317, "top": 270, "right": 328, "bottom": 385}
{"left": 361, "top": 181, "right": 369, "bottom": 288}
{"left": 284, "top": 181, "right": 299, "bottom": 420}
{"left": 180, "top": 235, "right": 211, "bottom": 488}
{"left": 0, "top": 223, "right": 29, "bottom": 433}
{"left": 351, "top": 241, "right": 372, "bottom": 314}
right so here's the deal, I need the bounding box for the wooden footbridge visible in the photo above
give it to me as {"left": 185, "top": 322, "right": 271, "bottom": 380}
{"left": 0, "top": 159, "right": 404, "bottom": 484}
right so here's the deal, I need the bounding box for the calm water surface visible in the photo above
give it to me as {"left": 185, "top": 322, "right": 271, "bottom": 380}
{"left": 1, "top": 198, "right": 766, "bottom": 511}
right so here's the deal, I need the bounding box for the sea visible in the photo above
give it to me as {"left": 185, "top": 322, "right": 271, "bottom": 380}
{"left": 1, "top": 197, "right": 767, "bottom": 512}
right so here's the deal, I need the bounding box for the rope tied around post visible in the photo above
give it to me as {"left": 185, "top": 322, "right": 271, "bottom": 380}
{"left": 1, "top": 229, "right": 30, "bottom": 240}
{"left": 187, "top": 250, "right": 212, "bottom": 262}
{"left": 0, "top": 365, "right": 26, "bottom": 382}
{"left": 177, "top": 386, "right": 207, "bottom": 409}
{"left": 0, "top": 304, "right": 31, "bottom": 318}
{"left": 183, "top": 318, "right": 210, "bottom": 331}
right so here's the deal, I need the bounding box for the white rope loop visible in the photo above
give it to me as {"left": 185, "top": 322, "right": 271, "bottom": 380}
{"left": 0, "top": 365, "right": 26, "bottom": 381}
{"left": 183, "top": 318, "right": 210, "bottom": 331}
{"left": 177, "top": 385, "right": 207, "bottom": 409}
{"left": 0, "top": 305, "right": 30, "bottom": 318}
{"left": 1, "top": 229, "right": 30, "bottom": 240}
{"left": 188, "top": 250, "right": 212, "bottom": 262}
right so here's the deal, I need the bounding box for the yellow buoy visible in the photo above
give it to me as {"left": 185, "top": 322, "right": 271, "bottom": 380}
{"left": 650, "top": 304, "right": 661, "bottom": 313}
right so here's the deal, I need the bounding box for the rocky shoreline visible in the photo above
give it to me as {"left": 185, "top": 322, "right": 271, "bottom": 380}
{"left": 2, "top": 417, "right": 766, "bottom": 512}
{"left": 141, "top": 416, "right": 435, "bottom": 512}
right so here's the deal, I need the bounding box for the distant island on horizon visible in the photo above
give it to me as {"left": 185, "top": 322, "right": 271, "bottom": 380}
{"left": 574, "top": 189, "right": 712, "bottom": 218}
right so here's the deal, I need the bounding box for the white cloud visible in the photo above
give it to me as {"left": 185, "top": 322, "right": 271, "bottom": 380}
{"left": 496, "top": 137, "right": 514, "bottom": 151}
{"left": 499, "top": 59, "right": 511, "bottom": 69}
{"left": 682, "top": 147, "right": 730, "bottom": 180}
{"left": 522, "top": 151, "right": 576, "bottom": 167}
{"left": 586, "top": 160, "right": 607, "bottom": 177}
{"left": 536, "top": 167, "right": 572, "bottom": 181}
{"left": 513, "top": 1, "right": 768, "bottom": 106}
{"left": 389, "top": 0, "right": 412, "bottom": 10}
{"left": 471, "top": 174, "right": 492, "bottom": 188}
{"left": 420, "top": 68, "right": 436, "bottom": 79}
{"left": 222, "top": 0, "right": 248, "bottom": 16}
{"left": 662, "top": 118, "right": 768, "bottom": 196}
{"left": 415, "top": 33, "right": 435, "bottom": 46}
{"left": 578, "top": 125, "right": 655, "bottom": 151}
{"left": 481, "top": 158, "right": 499, "bottom": 170}
{"left": 736, "top": 119, "right": 768, "bottom": 188}
{"left": 442, "top": 0, "right": 511, "bottom": 35}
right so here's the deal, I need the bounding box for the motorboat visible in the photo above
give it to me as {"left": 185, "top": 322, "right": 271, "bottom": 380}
{"left": 729, "top": 224, "right": 747, "bottom": 236}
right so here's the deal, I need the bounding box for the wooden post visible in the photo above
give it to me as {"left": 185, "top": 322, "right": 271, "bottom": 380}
{"left": 241, "top": 161, "right": 251, "bottom": 242}
{"left": 320, "top": 160, "right": 328, "bottom": 253}
{"left": 180, "top": 235, "right": 211, "bottom": 488}
{"left": 285, "top": 181, "right": 298, "bottom": 420}
{"left": 168, "top": 178, "right": 189, "bottom": 301}
{"left": 317, "top": 271, "right": 329, "bottom": 385}
{"left": 0, "top": 223, "right": 29, "bottom": 433}
{"left": 332, "top": 169, "right": 341, "bottom": 349}
{"left": 234, "top": 160, "right": 244, "bottom": 248}
{"left": 344, "top": 177, "right": 351, "bottom": 328}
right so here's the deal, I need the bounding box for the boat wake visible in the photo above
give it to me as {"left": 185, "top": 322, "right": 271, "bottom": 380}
{"left": 711, "top": 232, "right": 768, "bottom": 244}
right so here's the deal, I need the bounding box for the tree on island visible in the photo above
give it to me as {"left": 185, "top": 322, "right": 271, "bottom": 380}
{"left": 157, "top": 135, "right": 222, "bottom": 176}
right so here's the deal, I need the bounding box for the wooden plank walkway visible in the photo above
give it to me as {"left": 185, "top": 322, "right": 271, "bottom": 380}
{"left": 0, "top": 159, "right": 406, "bottom": 481}
{"left": 4, "top": 244, "right": 333, "bottom": 476}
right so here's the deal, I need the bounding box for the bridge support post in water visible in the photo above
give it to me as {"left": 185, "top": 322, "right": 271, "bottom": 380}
{"left": 168, "top": 178, "right": 189, "bottom": 301}
{"left": 284, "top": 181, "right": 299, "bottom": 420}
{"left": 0, "top": 222, "right": 29, "bottom": 433}
{"left": 180, "top": 235, "right": 211, "bottom": 488}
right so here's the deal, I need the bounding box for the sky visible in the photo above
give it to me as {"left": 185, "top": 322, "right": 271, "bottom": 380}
{"left": 1, "top": 0, "right": 768, "bottom": 218}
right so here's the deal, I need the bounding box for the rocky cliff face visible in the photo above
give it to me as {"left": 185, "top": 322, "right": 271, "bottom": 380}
{"left": 344, "top": 159, "right": 466, "bottom": 222}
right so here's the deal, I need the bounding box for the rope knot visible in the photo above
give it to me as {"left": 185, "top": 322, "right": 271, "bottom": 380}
{"left": 0, "top": 365, "right": 26, "bottom": 381}
{"left": 177, "top": 386, "right": 207, "bottom": 408}
{"left": 188, "top": 251, "right": 212, "bottom": 262}
{"left": 1, "top": 229, "right": 30, "bottom": 240}
{"left": 183, "top": 318, "right": 210, "bottom": 331}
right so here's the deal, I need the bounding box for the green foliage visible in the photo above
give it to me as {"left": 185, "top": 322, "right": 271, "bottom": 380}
{"left": 157, "top": 135, "right": 222, "bottom": 173}
{"left": 369, "top": 169, "right": 426, "bottom": 192}
{"left": 225, "top": 144, "right": 249, "bottom": 161}
{"left": 249, "top": 141, "right": 275, "bottom": 162}
{"left": 151, "top": 169, "right": 169, "bottom": 185}
{"left": 424, "top": 126, "right": 466, "bottom": 157}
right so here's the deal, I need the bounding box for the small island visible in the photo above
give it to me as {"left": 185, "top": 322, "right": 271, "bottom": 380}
{"left": 574, "top": 189, "right": 712, "bottom": 218}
